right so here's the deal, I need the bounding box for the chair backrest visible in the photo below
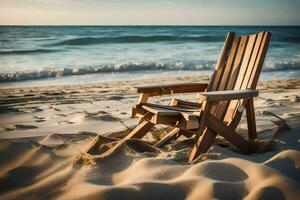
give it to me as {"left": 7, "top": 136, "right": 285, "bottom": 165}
{"left": 205, "top": 31, "right": 271, "bottom": 126}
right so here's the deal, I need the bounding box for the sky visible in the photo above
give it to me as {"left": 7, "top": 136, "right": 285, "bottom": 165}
{"left": 0, "top": 0, "right": 299, "bottom": 25}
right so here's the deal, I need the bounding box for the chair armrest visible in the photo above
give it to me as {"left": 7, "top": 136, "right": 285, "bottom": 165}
{"left": 135, "top": 83, "right": 208, "bottom": 96}
{"left": 198, "top": 89, "right": 258, "bottom": 102}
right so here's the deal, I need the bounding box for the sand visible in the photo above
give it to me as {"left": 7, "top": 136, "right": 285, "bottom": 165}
{"left": 0, "top": 75, "right": 300, "bottom": 199}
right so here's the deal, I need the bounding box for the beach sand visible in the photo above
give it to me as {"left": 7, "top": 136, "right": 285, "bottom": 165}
{"left": 0, "top": 75, "right": 299, "bottom": 199}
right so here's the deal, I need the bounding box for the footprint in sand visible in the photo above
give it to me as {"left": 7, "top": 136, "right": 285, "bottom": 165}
{"left": 85, "top": 112, "right": 119, "bottom": 121}
{"left": 97, "top": 114, "right": 119, "bottom": 121}
{"left": 99, "top": 90, "right": 109, "bottom": 93}
{"left": 34, "top": 116, "right": 46, "bottom": 122}
{"left": 35, "top": 119, "right": 46, "bottom": 122}
{"left": 32, "top": 108, "right": 43, "bottom": 112}
{"left": 24, "top": 93, "right": 35, "bottom": 97}
{"left": 50, "top": 107, "right": 61, "bottom": 111}
{"left": 15, "top": 124, "right": 38, "bottom": 130}
{"left": 58, "top": 121, "right": 75, "bottom": 124}
{"left": 56, "top": 113, "right": 68, "bottom": 117}
{"left": 108, "top": 95, "right": 124, "bottom": 100}
{"left": 3, "top": 127, "right": 15, "bottom": 131}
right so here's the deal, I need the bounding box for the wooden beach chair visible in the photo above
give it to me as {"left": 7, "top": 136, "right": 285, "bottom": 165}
{"left": 100, "top": 31, "right": 271, "bottom": 163}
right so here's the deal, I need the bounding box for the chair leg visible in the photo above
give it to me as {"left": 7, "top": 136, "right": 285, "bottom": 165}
{"left": 154, "top": 128, "right": 181, "bottom": 148}
{"left": 188, "top": 128, "right": 217, "bottom": 163}
{"left": 246, "top": 98, "right": 257, "bottom": 140}
{"left": 207, "top": 114, "right": 253, "bottom": 154}
{"left": 97, "top": 120, "right": 154, "bottom": 159}
{"left": 188, "top": 101, "right": 214, "bottom": 163}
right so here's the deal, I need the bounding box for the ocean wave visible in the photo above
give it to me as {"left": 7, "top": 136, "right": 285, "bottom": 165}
{"left": 0, "top": 61, "right": 214, "bottom": 82}
{"left": 264, "top": 61, "right": 300, "bottom": 71}
{"left": 0, "top": 61, "right": 299, "bottom": 83}
{"left": 0, "top": 49, "right": 60, "bottom": 55}
{"left": 48, "top": 35, "right": 224, "bottom": 46}
{"left": 275, "top": 36, "right": 300, "bottom": 43}
{"left": 45, "top": 34, "right": 300, "bottom": 47}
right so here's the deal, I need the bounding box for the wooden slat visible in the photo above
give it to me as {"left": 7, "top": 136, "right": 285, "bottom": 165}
{"left": 226, "top": 36, "right": 249, "bottom": 90}
{"left": 234, "top": 34, "right": 258, "bottom": 90}
{"left": 154, "top": 128, "right": 181, "bottom": 148}
{"left": 143, "top": 103, "right": 200, "bottom": 113}
{"left": 98, "top": 121, "right": 154, "bottom": 159}
{"left": 170, "top": 98, "right": 202, "bottom": 108}
{"left": 189, "top": 128, "right": 217, "bottom": 163}
{"left": 195, "top": 100, "right": 212, "bottom": 136}
{"left": 207, "top": 32, "right": 235, "bottom": 91}
{"left": 135, "top": 83, "right": 208, "bottom": 95}
{"left": 138, "top": 93, "right": 149, "bottom": 104}
{"left": 142, "top": 105, "right": 181, "bottom": 116}
{"left": 151, "top": 114, "right": 179, "bottom": 125}
{"left": 217, "top": 36, "right": 241, "bottom": 91}
{"left": 246, "top": 98, "right": 257, "bottom": 139}
{"left": 207, "top": 114, "right": 253, "bottom": 154}
{"left": 240, "top": 32, "right": 265, "bottom": 90}
{"left": 197, "top": 89, "right": 258, "bottom": 102}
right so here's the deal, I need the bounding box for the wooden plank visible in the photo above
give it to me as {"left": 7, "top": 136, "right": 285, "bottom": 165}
{"left": 189, "top": 128, "right": 217, "bottom": 163}
{"left": 83, "top": 135, "right": 119, "bottom": 154}
{"left": 178, "top": 114, "right": 200, "bottom": 130}
{"left": 246, "top": 98, "right": 257, "bottom": 139}
{"left": 234, "top": 34, "right": 258, "bottom": 90}
{"left": 151, "top": 114, "right": 179, "bottom": 125}
{"left": 207, "top": 114, "right": 253, "bottom": 154}
{"left": 207, "top": 32, "right": 235, "bottom": 91}
{"left": 132, "top": 105, "right": 149, "bottom": 117}
{"left": 226, "top": 36, "right": 248, "bottom": 90}
{"left": 240, "top": 32, "right": 264, "bottom": 90}
{"left": 142, "top": 105, "right": 181, "bottom": 115}
{"left": 217, "top": 36, "right": 240, "bottom": 91}
{"left": 154, "top": 128, "right": 181, "bottom": 148}
{"left": 135, "top": 83, "right": 208, "bottom": 95}
{"left": 197, "top": 101, "right": 212, "bottom": 135}
{"left": 170, "top": 98, "right": 202, "bottom": 108}
{"left": 138, "top": 93, "right": 149, "bottom": 104}
{"left": 143, "top": 103, "right": 200, "bottom": 113}
{"left": 97, "top": 121, "right": 154, "bottom": 159}
{"left": 197, "top": 89, "right": 258, "bottom": 102}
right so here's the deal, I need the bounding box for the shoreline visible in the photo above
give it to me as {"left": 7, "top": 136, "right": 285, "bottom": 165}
{"left": 1, "top": 69, "right": 300, "bottom": 89}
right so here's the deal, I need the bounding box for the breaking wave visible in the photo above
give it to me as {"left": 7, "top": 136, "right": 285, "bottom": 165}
{"left": 0, "top": 61, "right": 299, "bottom": 83}
{"left": 0, "top": 49, "right": 60, "bottom": 55}
{"left": 48, "top": 35, "right": 225, "bottom": 46}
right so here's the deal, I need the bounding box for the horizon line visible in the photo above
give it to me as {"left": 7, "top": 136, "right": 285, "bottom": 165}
{"left": 1, "top": 24, "right": 300, "bottom": 27}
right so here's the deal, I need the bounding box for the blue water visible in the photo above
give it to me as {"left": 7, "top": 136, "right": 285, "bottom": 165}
{"left": 0, "top": 26, "right": 300, "bottom": 86}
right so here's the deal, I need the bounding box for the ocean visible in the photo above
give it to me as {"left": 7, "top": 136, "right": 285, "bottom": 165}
{"left": 0, "top": 26, "right": 300, "bottom": 87}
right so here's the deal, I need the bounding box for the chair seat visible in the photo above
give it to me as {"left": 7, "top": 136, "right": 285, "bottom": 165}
{"left": 132, "top": 100, "right": 201, "bottom": 130}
